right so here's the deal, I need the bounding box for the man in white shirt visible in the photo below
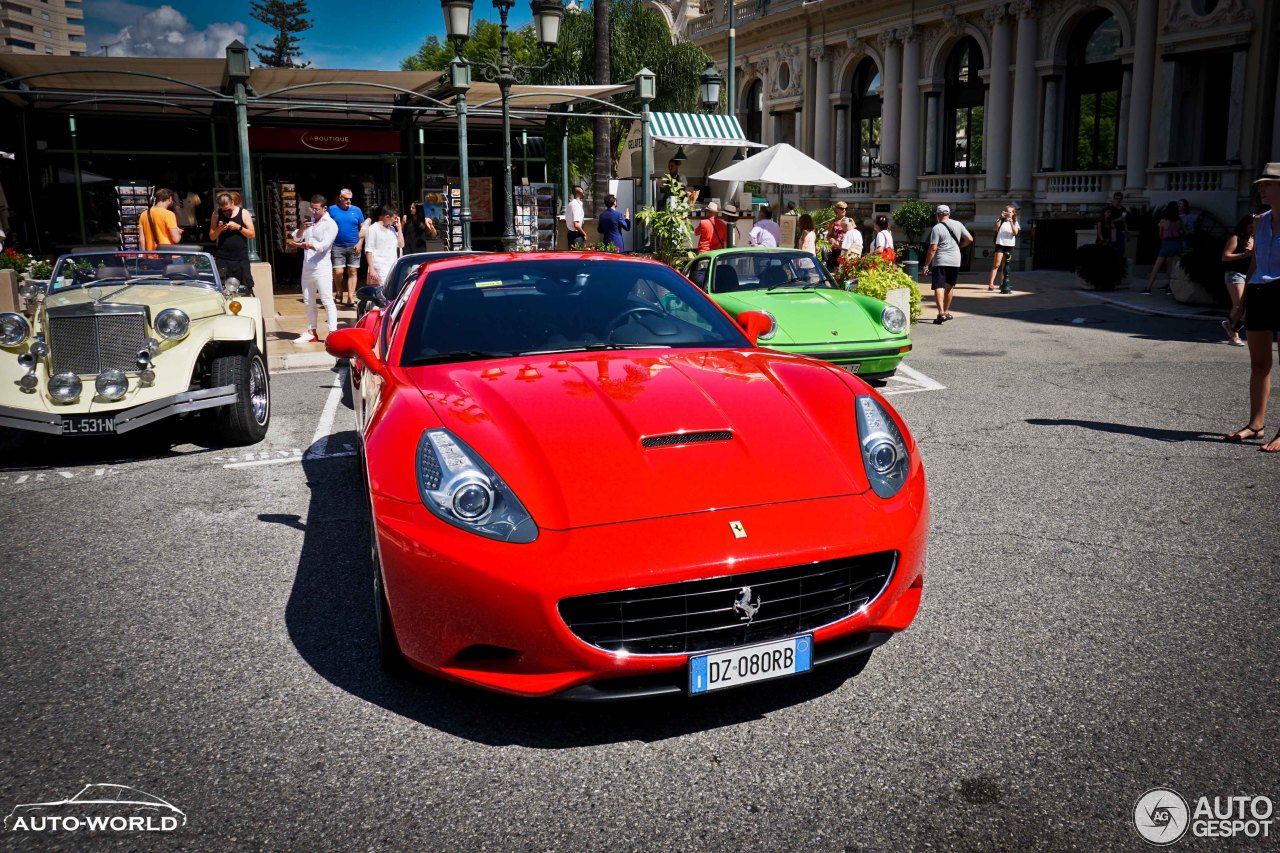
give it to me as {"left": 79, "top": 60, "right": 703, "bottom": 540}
{"left": 749, "top": 207, "right": 782, "bottom": 247}
{"left": 363, "top": 204, "right": 404, "bottom": 288}
{"left": 566, "top": 186, "right": 586, "bottom": 248}
{"left": 289, "top": 194, "right": 339, "bottom": 344}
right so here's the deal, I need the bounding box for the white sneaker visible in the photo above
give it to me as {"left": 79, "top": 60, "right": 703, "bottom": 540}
{"left": 295, "top": 332, "right": 321, "bottom": 344}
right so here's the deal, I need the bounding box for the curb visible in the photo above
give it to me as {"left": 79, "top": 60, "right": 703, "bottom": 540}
{"left": 269, "top": 350, "right": 340, "bottom": 372}
{"left": 1078, "top": 290, "right": 1228, "bottom": 322}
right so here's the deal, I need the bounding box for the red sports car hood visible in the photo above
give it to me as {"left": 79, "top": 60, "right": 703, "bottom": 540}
{"left": 406, "top": 349, "right": 872, "bottom": 530}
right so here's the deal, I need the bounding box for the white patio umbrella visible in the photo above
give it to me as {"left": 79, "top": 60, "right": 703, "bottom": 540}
{"left": 708, "top": 142, "right": 851, "bottom": 188}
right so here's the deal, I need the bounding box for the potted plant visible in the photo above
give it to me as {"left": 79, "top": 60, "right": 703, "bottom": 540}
{"left": 634, "top": 175, "right": 695, "bottom": 269}
{"left": 835, "top": 252, "right": 923, "bottom": 323}
{"left": 892, "top": 198, "right": 936, "bottom": 262}
{"left": 1074, "top": 242, "right": 1127, "bottom": 291}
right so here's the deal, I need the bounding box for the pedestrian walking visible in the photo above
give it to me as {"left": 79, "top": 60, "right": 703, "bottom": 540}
{"left": 209, "top": 191, "right": 255, "bottom": 295}
{"left": 1106, "top": 192, "right": 1130, "bottom": 258}
{"left": 287, "top": 194, "right": 338, "bottom": 344}
{"left": 869, "top": 215, "right": 894, "bottom": 260}
{"left": 921, "top": 204, "right": 973, "bottom": 324}
{"left": 1144, "top": 202, "right": 1184, "bottom": 294}
{"left": 1221, "top": 213, "right": 1255, "bottom": 346}
{"left": 798, "top": 214, "right": 817, "bottom": 255}
{"left": 597, "top": 194, "right": 630, "bottom": 252}
{"left": 1226, "top": 163, "right": 1280, "bottom": 453}
{"left": 825, "top": 202, "right": 854, "bottom": 272}
{"left": 694, "top": 201, "right": 727, "bottom": 253}
{"left": 749, "top": 207, "right": 781, "bottom": 247}
{"left": 840, "top": 215, "right": 863, "bottom": 260}
{"left": 987, "top": 204, "right": 1020, "bottom": 293}
{"left": 364, "top": 204, "right": 403, "bottom": 289}
{"left": 142, "top": 188, "right": 184, "bottom": 251}
{"left": 402, "top": 202, "right": 436, "bottom": 253}
{"left": 565, "top": 186, "right": 587, "bottom": 248}
{"left": 328, "top": 189, "right": 367, "bottom": 308}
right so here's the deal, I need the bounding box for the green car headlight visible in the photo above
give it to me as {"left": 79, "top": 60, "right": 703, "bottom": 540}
{"left": 881, "top": 305, "right": 908, "bottom": 335}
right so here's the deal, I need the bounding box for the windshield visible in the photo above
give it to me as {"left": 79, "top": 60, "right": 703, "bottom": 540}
{"left": 50, "top": 252, "right": 221, "bottom": 292}
{"left": 399, "top": 257, "right": 750, "bottom": 365}
{"left": 704, "top": 251, "right": 836, "bottom": 294}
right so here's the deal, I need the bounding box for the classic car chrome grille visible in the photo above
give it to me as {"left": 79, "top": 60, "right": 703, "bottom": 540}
{"left": 558, "top": 551, "right": 896, "bottom": 655}
{"left": 47, "top": 309, "right": 148, "bottom": 375}
{"left": 641, "top": 431, "right": 732, "bottom": 448}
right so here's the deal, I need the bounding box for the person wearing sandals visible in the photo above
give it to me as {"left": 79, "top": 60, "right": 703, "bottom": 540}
{"left": 1226, "top": 164, "right": 1280, "bottom": 452}
{"left": 1221, "top": 214, "right": 1256, "bottom": 346}
{"left": 987, "top": 205, "right": 1019, "bottom": 293}
{"left": 1144, "top": 202, "right": 1184, "bottom": 293}
{"left": 922, "top": 205, "right": 973, "bottom": 324}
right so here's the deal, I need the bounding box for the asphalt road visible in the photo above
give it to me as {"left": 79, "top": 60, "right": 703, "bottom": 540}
{"left": 2, "top": 286, "right": 1277, "bottom": 851}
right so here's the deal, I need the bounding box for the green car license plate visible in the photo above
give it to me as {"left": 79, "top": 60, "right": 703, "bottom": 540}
{"left": 842, "top": 363, "right": 861, "bottom": 375}
{"left": 62, "top": 415, "right": 116, "bottom": 435}
{"left": 688, "top": 635, "right": 813, "bottom": 694}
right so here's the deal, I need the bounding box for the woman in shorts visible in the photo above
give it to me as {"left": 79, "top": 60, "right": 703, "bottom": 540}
{"left": 1143, "top": 202, "right": 1184, "bottom": 294}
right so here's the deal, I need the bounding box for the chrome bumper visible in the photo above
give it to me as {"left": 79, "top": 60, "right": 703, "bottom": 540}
{"left": 0, "top": 385, "right": 237, "bottom": 436}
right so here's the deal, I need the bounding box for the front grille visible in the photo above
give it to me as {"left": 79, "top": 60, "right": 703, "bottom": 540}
{"left": 641, "top": 431, "right": 732, "bottom": 448}
{"left": 558, "top": 551, "right": 896, "bottom": 655}
{"left": 46, "top": 307, "right": 149, "bottom": 375}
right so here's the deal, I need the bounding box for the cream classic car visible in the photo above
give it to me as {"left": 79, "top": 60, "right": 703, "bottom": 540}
{"left": 0, "top": 249, "right": 270, "bottom": 444}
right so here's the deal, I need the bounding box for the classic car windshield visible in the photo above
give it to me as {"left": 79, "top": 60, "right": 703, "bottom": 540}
{"left": 400, "top": 258, "right": 750, "bottom": 365}
{"left": 704, "top": 251, "right": 836, "bottom": 293}
{"left": 50, "top": 252, "right": 221, "bottom": 291}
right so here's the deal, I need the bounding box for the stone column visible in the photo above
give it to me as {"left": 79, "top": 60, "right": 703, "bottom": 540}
{"left": 813, "top": 47, "right": 833, "bottom": 168}
{"left": 1008, "top": 0, "right": 1039, "bottom": 194}
{"left": 1125, "top": 0, "right": 1158, "bottom": 191}
{"left": 879, "top": 30, "right": 901, "bottom": 193}
{"left": 1225, "top": 49, "right": 1247, "bottom": 163}
{"left": 1154, "top": 59, "right": 1176, "bottom": 165}
{"left": 1041, "top": 77, "right": 1059, "bottom": 171}
{"left": 924, "top": 94, "right": 940, "bottom": 174}
{"left": 834, "top": 104, "right": 850, "bottom": 175}
{"left": 769, "top": 110, "right": 783, "bottom": 146}
{"left": 1116, "top": 66, "right": 1132, "bottom": 168}
{"left": 898, "top": 27, "right": 922, "bottom": 193}
{"left": 984, "top": 3, "right": 1013, "bottom": 193}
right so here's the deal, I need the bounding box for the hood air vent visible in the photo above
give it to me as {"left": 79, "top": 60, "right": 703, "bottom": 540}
{"left": 641, "top": 431, "right": 733, "bottom": 449}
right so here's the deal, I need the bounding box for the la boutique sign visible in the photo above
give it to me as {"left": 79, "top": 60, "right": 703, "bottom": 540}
{"left": 247, "top": 128, "right": 401, "bottom": 153}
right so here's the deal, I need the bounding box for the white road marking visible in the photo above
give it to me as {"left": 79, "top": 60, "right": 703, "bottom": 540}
{"left": 223, "top": 449, "right": 355, "bottom": 469}
{"left": 305, "top": 367, "right": 348, "bottom": 460}
{"left": 882, "top": 363, "right": 946, "bottom": 395}
{"left": 0, "top": 467, "right": 117, "bottom": 488}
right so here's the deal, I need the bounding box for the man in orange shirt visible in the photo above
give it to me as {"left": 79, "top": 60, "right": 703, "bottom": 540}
{"left": 140, "top": 188, "right": 183, "bottom": 250}
{"left": 694, "top": 201, "right": 727, "bottom": 253}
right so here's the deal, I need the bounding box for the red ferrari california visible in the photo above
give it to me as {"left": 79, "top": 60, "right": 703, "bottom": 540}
{"left": 327, "top": 252, "right": 927, "bottom": 700}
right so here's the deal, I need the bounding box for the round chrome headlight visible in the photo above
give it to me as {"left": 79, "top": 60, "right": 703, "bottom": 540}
{"left": 154, "top": 308, "right": 190, "bottom": 341}
{"left": 864, "top": 437, "right": 900, "bottom": 475}
{"left": 48, "top": 371, "right": 82, "bottom": 402}
{"left": 452, "top": 481, "right": 494, "bottom": 520}
{"left": 881, "top": 305, "right": 908, "bottom": 335}
{"left": 0, "top": 312, "right": 30, "bottom": 347}
{"left": 757, "top": 311, "right": 779, "bottom": 341}
{"left": 95, "top": 369, "right": 129, "bottom": 401}
{"left": 18, "top": 280, "right": 45, "bottom": 303}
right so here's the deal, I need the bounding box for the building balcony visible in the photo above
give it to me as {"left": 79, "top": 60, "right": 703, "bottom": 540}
{"left": 1147, "top": 165, "right": 1245, "bottom": 194}
{"left": 1034, "top": 169, "right": 1124, "bottom": 202}
{"left": 918, "top": 174, "right": 981, "bottom": 199}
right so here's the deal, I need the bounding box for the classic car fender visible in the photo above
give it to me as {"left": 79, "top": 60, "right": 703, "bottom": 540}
{"left": 208, "top": 313, "right": 257, "bottom": 343}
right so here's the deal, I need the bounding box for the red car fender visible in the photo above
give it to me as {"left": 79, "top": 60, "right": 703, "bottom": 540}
{"left": 363, "top": 382, "right": 445, "bottom": 503}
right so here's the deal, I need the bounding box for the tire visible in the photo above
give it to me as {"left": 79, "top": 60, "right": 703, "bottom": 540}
{"left": 211, "top": 347, "right": 270, "bottom": 445}
{"left": 372, "top": 536, "right": 409, "bottom": 675}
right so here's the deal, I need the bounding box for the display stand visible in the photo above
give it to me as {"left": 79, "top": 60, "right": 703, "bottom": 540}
{"left": 114, "top": 182, "right": 154, "bottom": 250}
{"left": 514, "top": 184, "right": 538, "bottom": 251}
{"left": 270, "top": 181, "right": 300, "bottom": 252}
{"left": 442, "top": 182, "right": 464, "bottom": 251}
{"left": 535, "top": 184, "right": 556, "bottom": 250}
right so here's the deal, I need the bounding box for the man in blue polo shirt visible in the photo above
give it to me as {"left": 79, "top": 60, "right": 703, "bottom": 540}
{"left": 329, "top": 188, "right": 369, "bottom": 308}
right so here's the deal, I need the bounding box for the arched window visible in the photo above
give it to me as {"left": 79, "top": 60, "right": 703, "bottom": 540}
{"left": 744, "top": 80, "right": 763, "bottom": 144}
{"left": 849, "top": 59, "right": 882, "bottom": 177}
{"left": 943, "top": 38, "right": 984, "bottom": 174}
{"left": 1065, "top": 11, "right": 1121, "bottom": 170}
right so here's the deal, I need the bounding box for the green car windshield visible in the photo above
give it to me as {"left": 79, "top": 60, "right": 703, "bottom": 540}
{"left": 50, "top": 252, "right": 221, "bottom": 291}
{"left": 696, "top": 251, "right": 837, "bottom": 294}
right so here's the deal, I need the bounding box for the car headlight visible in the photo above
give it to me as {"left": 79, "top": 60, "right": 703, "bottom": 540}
{"left": 48, "top": 371, "right": 82, "bottom": 403}
{"left": 881, "top": 305, "right": 908, "bottom": 334}
{"left": 154, "top": 308, "right": 190, "bottom": 341}
{"left": 855, "top": 395, "right": 910, "bottom": 499}
{"left": 95, "top": 369, "right": 129, "bottom": 401}
{"left": 416, "top": 429, "right": 537, "bottom": 543}
{"left": 756, "top": 311, "right": 778, "bottom": 341}
{"left": 0, "top": 312, "right": 30, "bottom": 347}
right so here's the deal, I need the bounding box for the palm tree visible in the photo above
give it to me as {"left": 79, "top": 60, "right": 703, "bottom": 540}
{"left": 593, "top": 0, "right": 611, "bottom": 217}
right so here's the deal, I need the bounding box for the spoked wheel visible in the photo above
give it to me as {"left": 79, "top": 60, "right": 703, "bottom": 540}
{"left": 211, "top": 347, "right": 270, "bottom": 445}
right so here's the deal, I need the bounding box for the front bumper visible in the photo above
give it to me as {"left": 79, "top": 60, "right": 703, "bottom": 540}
{"left": 775, "top": 340, "right": 912, "bottom": 378}
{"left": 373, "top": 471, "right": 928, "bottom": 699}
{"left": 0, "top": 385, "right": 236, "bottom": 436}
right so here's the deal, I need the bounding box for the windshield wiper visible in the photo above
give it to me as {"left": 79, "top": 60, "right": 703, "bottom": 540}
{"left": 767, "top": 279, "right": 817, "bottom": 291}
{"left": 404, "top": 350, "right": 513, "bottom": 365}
{"left": 523, "top": 343, "right": 671, "bottom": 355}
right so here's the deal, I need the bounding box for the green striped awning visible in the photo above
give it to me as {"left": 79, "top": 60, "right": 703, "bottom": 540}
{"left": 649, "top": 112, "right": 764, "bottom": 147}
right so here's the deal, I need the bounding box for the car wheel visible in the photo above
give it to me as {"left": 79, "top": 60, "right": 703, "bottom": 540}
{"left": 211, "top": 347, "right": 270, "bottom": 445}
{"left": 371, "top": 536, "right": 409, "bottom": 675}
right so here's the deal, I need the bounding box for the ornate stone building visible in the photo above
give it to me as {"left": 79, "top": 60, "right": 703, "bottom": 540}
{"left": 657, "top": 0, "right": 1278, "bottom": 267}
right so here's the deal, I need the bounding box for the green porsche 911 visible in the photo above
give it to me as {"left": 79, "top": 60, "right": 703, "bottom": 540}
{"left": 680, "top": 248, "right": 912, "bottom": 380}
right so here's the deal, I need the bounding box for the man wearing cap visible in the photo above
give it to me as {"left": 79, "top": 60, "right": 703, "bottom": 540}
{"left": 1226, "top": 163, "right": 1280, "bottom": 452}
{"left": 695, "top": 201, "right": 727, "bottom": 253}
{"left": 922, "top": 204, "right": 974, "bottom": 324}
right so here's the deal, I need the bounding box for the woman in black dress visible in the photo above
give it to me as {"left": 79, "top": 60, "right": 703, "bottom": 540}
{"left": 209, "top": 191, "right": 256, "bottom": 294}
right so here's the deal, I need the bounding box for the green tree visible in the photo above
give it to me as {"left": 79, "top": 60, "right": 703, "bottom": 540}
{"left": 400, "top": 20, "right": 541, "bottom": 71}
{"left": 250, "top": 0, "right": 313, "bottom": 68}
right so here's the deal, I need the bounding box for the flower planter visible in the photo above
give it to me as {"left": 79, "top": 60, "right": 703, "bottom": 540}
{"left": 1168, "top": 264, "right": 1217, "bottom": 306}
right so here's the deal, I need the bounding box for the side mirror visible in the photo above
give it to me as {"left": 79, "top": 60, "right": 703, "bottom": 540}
{"left": 736, "top": 310, "right": 773, "bottom": 346}
{"left": 326, "top": 327, "right": 389, "bottom": 377}
{"left": 356, "top": 284, "right": 387, "bottom": 309}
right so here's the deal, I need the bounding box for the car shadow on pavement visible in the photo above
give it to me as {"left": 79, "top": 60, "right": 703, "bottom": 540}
{"left": 1026, "top": 417, "right": 1227, "bottom": 444}
{"left": 0, "top": 417, "right": 226, "bottom": 469}
{"left": 965, "top": 301, "right": 1231, "bottom": 345}
{"left": 280, "top": 439, "right": 868, "bottom": 747}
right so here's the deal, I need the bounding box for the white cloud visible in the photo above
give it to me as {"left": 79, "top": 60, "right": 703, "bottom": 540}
{"left": 103, "top": 5, "right": 247, "bottom": 58}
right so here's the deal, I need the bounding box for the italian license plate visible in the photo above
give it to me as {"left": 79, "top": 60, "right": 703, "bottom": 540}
{"left": 842, "top": 363, "right": 861, "bottom": 375}
{"left": 688, "top": 635, "right": 812, "bottom": 695}
{"left": 61, "top": 415, "right": 116, "bottom": 435}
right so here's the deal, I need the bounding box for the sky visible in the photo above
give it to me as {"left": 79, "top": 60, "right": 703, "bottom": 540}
{"left": 83, "top": 0, "right": 537, "bottom": 70}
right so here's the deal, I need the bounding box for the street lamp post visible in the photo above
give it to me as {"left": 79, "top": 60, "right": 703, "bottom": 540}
{"left": 224, "top": 40, "right": 259, "bottom": 262}
{"left": 635, "top": 68, "right": 655, "bottom": 251}
{"left": 440, "top": 0, "right": 565, "bottom": 252}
